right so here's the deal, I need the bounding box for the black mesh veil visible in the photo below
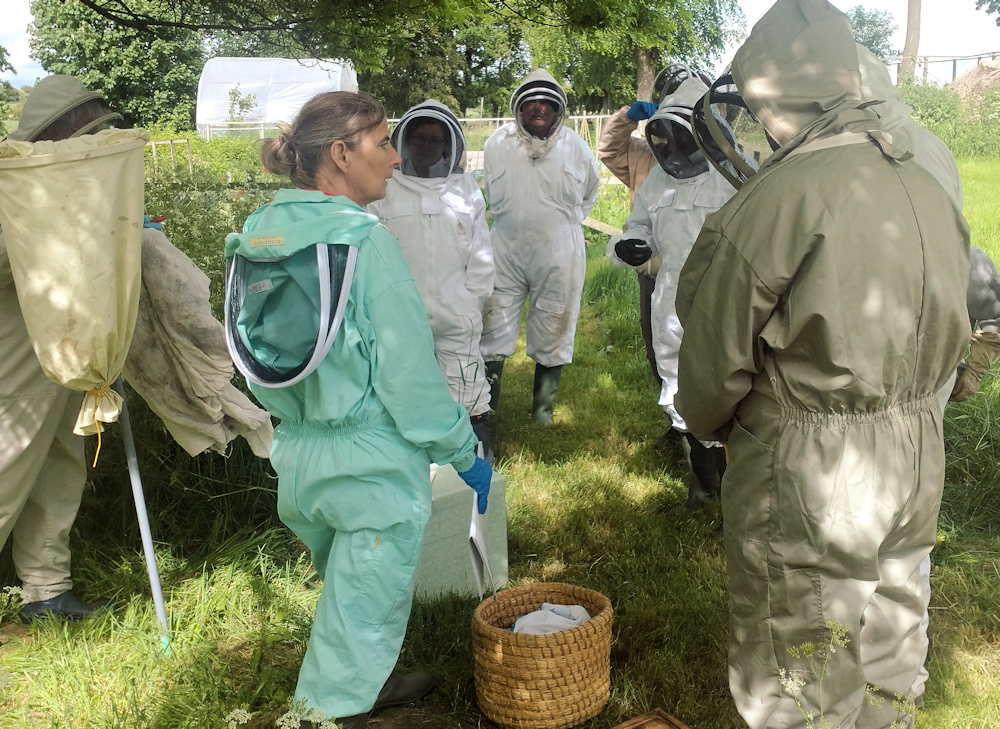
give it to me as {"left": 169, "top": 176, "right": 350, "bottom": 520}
{"left": 692, "top": 67, "right": 778, "bottom": 188}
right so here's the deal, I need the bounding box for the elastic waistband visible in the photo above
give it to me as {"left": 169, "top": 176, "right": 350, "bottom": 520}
{"left": 779, "top": 394, "right": 938, "bottom": 427}
{"left": 276, "top": 412, "right": 395, "bottom": 439}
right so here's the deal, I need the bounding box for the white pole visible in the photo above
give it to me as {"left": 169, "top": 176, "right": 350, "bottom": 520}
{"left": 112, "top": 377, "right": 172, "bottom": 652}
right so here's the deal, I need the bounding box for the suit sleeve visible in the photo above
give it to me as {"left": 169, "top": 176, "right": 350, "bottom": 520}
{"left": 597, "top": 107, "right": 643, "bottom": 188}
{"left": 364, "top": 241, "right": 478, "bottom": 471}
{"left": 464, "top": 182, "right": 495, "bottom": 301}
{"left": 580, "top": 146, "right": 600, "bottom": 219}
{"left": 675, "top": 224, "right": 780, "bottom": 441}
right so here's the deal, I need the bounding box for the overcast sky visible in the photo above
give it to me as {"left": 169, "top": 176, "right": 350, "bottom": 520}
{"left": 3, "top": 0, "right": 1000, "bottom": 88}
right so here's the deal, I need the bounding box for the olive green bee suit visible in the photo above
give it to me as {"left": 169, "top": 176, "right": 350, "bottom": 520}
{"left": 675, "top": 1, "right": 970, "bottom": 727}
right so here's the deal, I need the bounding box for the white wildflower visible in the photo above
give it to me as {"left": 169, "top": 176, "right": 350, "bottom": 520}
{"left": 779, "top": 668, "right": 806, "bottom": 695}
{"left": 224, "top": 708, "right": 251, "bottom": 728}
{"left": 303, "top": 708, "right": 327, "bottom": 723}
{"left": 3, "top": 586, "right": 23, "bottom": 598}
{"left": 276, "top": 710, "right": 301, "bottom": 729}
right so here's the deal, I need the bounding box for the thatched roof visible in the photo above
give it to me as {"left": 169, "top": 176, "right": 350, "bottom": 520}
{"left": 948, "top": 59, "right": 1000, "bottom": 101}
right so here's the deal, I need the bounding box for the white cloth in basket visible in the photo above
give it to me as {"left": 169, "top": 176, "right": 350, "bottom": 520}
{"left": 512, "top": 602, "right": 591, "bottom": 635}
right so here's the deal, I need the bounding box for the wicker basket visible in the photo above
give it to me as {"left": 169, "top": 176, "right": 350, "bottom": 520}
{"left": 472, "top": 582, "right": 613, "bottom": 729}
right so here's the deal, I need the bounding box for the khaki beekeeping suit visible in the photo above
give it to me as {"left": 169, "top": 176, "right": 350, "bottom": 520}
{"left": 0, "top": 76, "right": 112, "bottom": 606}
{"left": 675, "top": 2, "right": 970, "bottom": 728}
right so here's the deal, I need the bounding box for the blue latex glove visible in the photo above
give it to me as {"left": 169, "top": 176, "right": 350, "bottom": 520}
{"left": 143, "top": 215, "right": 163, "bottom": 231}
{"left": 626, "top": 101, "right": 658, "bottom": 123}
{"left": 458, "top": 456, "right": 492, "bottom": 514}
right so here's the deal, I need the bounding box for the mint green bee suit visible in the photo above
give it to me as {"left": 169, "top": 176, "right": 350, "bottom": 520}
{"left": 226, "top": 189, "right": 478, "bottom": 719}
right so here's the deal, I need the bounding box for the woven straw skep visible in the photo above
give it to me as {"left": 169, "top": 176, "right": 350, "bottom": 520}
{"left": 472, "top": 582, "right": 613, "bottom": 729}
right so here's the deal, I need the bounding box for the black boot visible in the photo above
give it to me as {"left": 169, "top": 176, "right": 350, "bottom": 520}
{"left": 20, "top": 591, "right": 108, "bottom": 622}
{"left": 470, "top": 413, "right": 494, "bottom": 464}
{"left": 484, "top": 359, "right": 505, "bottom": 422}
{"left": 372, "top": 670, "right": 435, "bottom": 712}
{"left": 682, "top": 434, "right": 727, "bottom": 510}
{"left": 531, "top": 363, "right": 563, "bottom": 426}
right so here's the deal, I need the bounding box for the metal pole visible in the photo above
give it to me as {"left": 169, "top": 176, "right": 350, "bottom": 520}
{"left": 112, "top": 377, "right": 171, "bottom": 652}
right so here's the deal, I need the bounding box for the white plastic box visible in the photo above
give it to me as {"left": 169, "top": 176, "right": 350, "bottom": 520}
{"left": 414, "top": 464, "right": 509, "bottom": 598}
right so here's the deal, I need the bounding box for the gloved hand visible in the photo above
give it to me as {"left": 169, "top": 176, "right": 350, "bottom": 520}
{"left": 626, "top": 101, "right": 658, "bottom": 123}
{"left": 951, "top": 330, "right": 1000, "bottom": 401}
{"left": 615, "top": 238, "right": 653, "bottom": 267}
{"left": 458, "top": 456, "right": 492, "bottom": 514}
{"left": 143, "top": 214, "right": 164, "bottom": 231}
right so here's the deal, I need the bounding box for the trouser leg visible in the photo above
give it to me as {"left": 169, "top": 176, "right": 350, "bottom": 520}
{"left": 531, "top": 363, "right": 563, "bottom": 426}
{"left": 4, "top": 389, "right": 86, "bottom": 604}
{"left": 294, "top": 521, "right": 425, "bottom": 719}
{"left": 728, "top": 405, "right": 941, "bottom": 729}
{"left": 638, "top": 272, "right": 661, "bottom": 385}
{"left": 273, "top": 427, "right": 432, "bottom": 721}
{"left": 682, "top": 433, "right": 726, "bottom": 510}
{"left": 907, "top": 555, "right": 931, "bottom": 702}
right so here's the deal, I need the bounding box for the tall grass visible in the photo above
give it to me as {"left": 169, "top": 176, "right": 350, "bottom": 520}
{"left": 0, "top": 162, "right": 998, "bottom": 728}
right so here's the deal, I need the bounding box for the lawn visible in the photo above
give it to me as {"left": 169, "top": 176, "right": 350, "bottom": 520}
{"left": 0, "top": 161, "right": 998, "bottom": 729}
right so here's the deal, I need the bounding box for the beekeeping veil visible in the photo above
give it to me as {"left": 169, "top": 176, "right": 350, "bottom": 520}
{"left": 8, "top": 75, "right": 122, "bottom": 142}
{"left": 645, "top": 76, "right": 711, "bottom": 179}
{"left": 651, "top": 63, "right": 709, "bottom": 105}
{"left": 392, "top": 99, "right": 465, "bottom": 179}
{"left": 224, "top": 206, "right": 374, "bottom": 388}
{"left": 509, "top": 69, "right": 567, "bottom": 159}
{"left": 694, "top": 0, "right": 865, "bottom": 188}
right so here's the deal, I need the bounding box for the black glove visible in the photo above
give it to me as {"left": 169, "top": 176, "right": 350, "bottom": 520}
{"left": 615, "top": 238, "right": 653, "bottom": 267}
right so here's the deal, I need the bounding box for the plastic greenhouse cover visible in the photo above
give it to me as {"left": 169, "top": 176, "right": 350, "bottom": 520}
{"left": 195, "top": 57, "right": 358, "bottom": 134}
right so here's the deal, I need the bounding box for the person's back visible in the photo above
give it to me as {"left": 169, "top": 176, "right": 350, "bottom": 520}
{"left": 676, "top": 2, "right": 969, "bottom": 727}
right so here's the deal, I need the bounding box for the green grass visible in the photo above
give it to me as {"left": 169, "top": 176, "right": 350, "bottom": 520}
{"left": 1, "top": 162, "right": 999, "bottom": 728}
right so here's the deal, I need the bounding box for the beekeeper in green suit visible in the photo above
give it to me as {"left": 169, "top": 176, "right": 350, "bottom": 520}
{"left": 225, "top": 91, "right": 492, "bottom": 729}
{"left": 677, "top": 1, "right": 970, "bottom": 727}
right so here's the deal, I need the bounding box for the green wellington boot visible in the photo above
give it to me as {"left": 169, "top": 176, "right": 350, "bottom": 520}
{"left": 531, "top": 363, "right": 563, "bottom": 426}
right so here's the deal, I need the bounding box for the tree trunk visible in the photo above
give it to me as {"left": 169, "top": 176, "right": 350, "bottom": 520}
{"left": 635, "top": 46, "right": 659, "bottom": 102}
{"left": 899, "top": 0, "right": 921, "bottom": 82}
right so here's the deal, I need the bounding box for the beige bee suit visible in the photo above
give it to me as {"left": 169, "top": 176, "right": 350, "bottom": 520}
{"left": 676, "top": 1, "right": 970, "bottom": 727}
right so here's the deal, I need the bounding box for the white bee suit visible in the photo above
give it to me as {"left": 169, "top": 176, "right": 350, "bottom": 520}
{"left": 481, "top": 70, "right": 600, "bottom": 367}
{"left": 370, "top": 175, "right": 493, "bottom": 416}
{"left": 608, "top": 168, "right": 733, "bottom": 429}
{"left": 370, "top": 99, "right": 494, "bottom": 417}
{"left": 606, "top": 79, "right": 735, "bottom": 431}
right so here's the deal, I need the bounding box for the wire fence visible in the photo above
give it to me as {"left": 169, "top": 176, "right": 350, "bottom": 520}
{"left": 200, "top": 114, "right": 614, "bottom": 151}
{"left": 886, "top": 51, "right": 1000, "bottom": 86}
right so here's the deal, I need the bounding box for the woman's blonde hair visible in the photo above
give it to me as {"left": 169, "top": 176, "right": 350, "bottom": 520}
{"left": 260, "top": 91, "right": 386, "bottom": 189}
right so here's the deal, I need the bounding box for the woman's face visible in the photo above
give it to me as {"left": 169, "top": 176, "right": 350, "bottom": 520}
{"left": 339, "top": 119, "right": 401, "bottom": 206}
{"left": 406, "top": 119, "right": 448, "bottom": 174}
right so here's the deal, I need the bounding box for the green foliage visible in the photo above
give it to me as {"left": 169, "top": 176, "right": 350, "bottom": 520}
{"left": 5, "top": 159, "right": 1000, "bottom": 727}
{"left": 902, "top": 81, "right": 1000, "bottom": 158}
{"left": 977, "top": 0, "right": 1000, "bottom": 25}
{"left": 227, "top": 86, "right": 258, "bottom": 123}
{"left": 525, "top": 0, "right": 741, "bottom": 110}
{"left": 846, "top": 5, "right": 898, "bottom": 60}
{"left": 29, "top": 0, "right": 205, "bottom": 129}
{"left": 0, "top": 43, "right": 13, "bottom": 74}
{"left": 359, "top": 16, "right": 531, "bottom": 118}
